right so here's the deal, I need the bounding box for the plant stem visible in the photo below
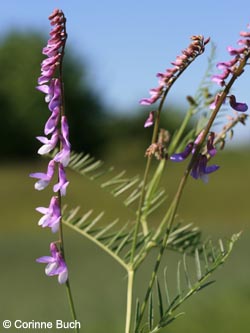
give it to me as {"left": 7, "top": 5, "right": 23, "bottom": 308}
{"left": 66, "top": 280, "right": 80, "bottom": 333}
{"left": 135, "top": 175, "right": 187, "bottom": 331}
{"left": 125, "top": 269, "right": 135, "bottom": 333}
{"left": 130, "top": 84, "right": 170, "bottom": 264}
{"left": 57, "top": 17, "right": 79, "bottom": 331}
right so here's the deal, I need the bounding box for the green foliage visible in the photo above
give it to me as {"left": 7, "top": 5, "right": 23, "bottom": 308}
{"left": 134, "top": 234, "right": 240, "bottom": 333}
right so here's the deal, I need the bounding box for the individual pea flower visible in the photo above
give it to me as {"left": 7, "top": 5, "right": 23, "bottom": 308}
{"left": 30, "top": 160, "right": 55, "bottom": 191}
{"left": 170, "top": 142, "right": 194, "bottom": 162}
{"left": 53, "top": 163, "right": 69, "bottom": 196}
{"left": 36, "top": 242, "right": 68, "bottom": 284}
{"left": 139, "top": 35, "right": 210, "bottom": 106}
{"left": 210, "top": 93, "right": 248, "bottom": 112}
{"left": 54, "top": 137, "right": 71, "bottom": 167}
{"left": 44, "top": 106, "right": 60, "bottom": 135}
{"left": 170, "top": 131, "right": 219, "bottom": 182}
{"left": 36, "top": 196, "right": 61, "bottom": 233}
{"left": 144, "top": 111, "right": 155, "bottom": 128}
{"left": 228, "top": 95, "right": 248, "bottom": 112}
{"left": 36, "top": 131, "right": 59, "bottom": 155}
{"left": 190, "top": 154, "right": 219, "bottom": 183}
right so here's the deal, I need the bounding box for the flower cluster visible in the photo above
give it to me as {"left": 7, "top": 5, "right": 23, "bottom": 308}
{"left": 140, "top": 35, "right": 210, "bottom": 107}
{"left": 170, "top": 132, "right": 219, "bottom": 183}
{"left": 211, "top": 23, "right": 250, "bottom": 112}
{"left": 30, "top": 9, "right": 69, "bottom": 283}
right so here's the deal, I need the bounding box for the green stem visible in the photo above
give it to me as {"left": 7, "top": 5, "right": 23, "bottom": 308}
{"left": 129, "top": 101, "right": 163, "bottom": 264}
{"left": 135, "top": 169, "right": 188, "bottom": 331}
{"left": 57, "top": 16, "right": 79, "bottom": 331}
{"left": 66, "top": 280, "right": 80, "bottom": 333}
{"left": 125, "top": 269, "right": 135, "bottom": 333}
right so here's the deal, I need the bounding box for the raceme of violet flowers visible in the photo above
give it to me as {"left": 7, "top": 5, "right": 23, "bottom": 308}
{"left": 29, "top": 8, "right": 70, "bottom": 284}
{"left": 140, "top": 35, "right": 210, "bottom": 128}
{"left": 210, "top": 22, "right": 250, "bottom": 112}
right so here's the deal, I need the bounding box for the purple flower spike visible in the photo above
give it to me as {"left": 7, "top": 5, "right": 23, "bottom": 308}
{"left": 30, "top": 160, "right": 55, "bottom": 190}
{"left": 144, "top": 111, "right": 155, "bottom": 128}
{"left": 53, "top": 163, "right": 69, "bottom": 196}
{"left": 36, "top": 196, "right": 61, "bottom": 233}
{"left": 140, "top": 35, "right": 209, "bottom": 108}
{"left": 191, "top": 154, "right": 219, "bottom": 183}
{"left": 170, "top": 143, "right": 194, "bottom": 162}
{"left": 36, "top": 242, "right": 68, "bottom": 284}
{"left": 228, "top": 95, "right": 248, "bottom": 112}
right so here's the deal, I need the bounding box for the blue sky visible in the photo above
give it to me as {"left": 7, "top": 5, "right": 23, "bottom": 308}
{"left": 1, "top": 0, "right": 250, "bottom": 144}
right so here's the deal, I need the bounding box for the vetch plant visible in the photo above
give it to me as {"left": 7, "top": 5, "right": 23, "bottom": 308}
{"left": 30, "top": 8, "right": 249, "bottom": 333}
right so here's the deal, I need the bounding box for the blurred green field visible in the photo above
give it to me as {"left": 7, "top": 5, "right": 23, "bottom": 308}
{"left": 1, "top": 150, "right": 250, "bottom": 332}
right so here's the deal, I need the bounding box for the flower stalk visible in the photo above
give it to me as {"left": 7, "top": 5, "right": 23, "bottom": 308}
{"left": 30, "top": 8, "right": 78, "bottom": 331}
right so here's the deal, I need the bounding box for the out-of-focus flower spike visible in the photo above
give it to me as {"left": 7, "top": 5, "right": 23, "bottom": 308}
{"left": 139, "top": 35, "right": 209, "bottom": 106}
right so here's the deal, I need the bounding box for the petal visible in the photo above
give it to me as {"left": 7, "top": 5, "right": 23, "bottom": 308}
{"left": 58, "top": 270, "right": 68, "bottom": 284}
{"left": 50, "top": 242, "right": 59, "bottom": 258}
{"left": 36, "top": 256, "right": 55, "bottom": 264}
{"left": 44, "top": 107, "right": 60, "bottom": 135}
{"left": 144, "top": 111, "right": 155, "bottom": 128}
{"left": 61, "top": 116, "right": 70, "bottom": 147}
{"left": 170, "top": 143, "right": 193, "bottom": 162}
{"left": 36, "top": 84, "right": 50, "bottom": 94}
{"left": 36, "top": 207, "right": 48, "bottom": 214}
{"left": 34, "top": 179, "right": 50, "bottom": 191}
{"left": 229, "top": 95, "right": 248, "bottom": 112}
{"left": 205, "top": 164, "right": 220, "bottom": 174}
{"left": 45, "top": 262, "right": 58, "bottom": 276}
